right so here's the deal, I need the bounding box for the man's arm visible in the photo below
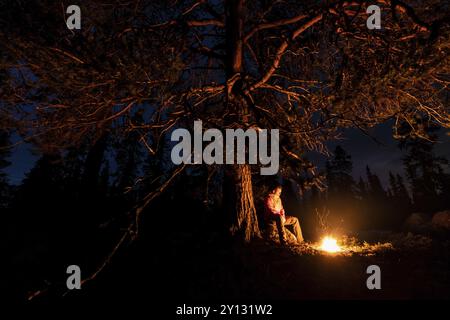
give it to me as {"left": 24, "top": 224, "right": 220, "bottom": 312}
{"left": 280, "top": 208, "right": 286, "bottom": 223}
{"left": 265, "top": 196, "right": 279, "bottom": 215}
{"left": 265, "top": 195, "right": 285, "bottom": 218}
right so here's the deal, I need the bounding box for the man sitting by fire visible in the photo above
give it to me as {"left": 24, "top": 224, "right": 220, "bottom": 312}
{"left": 264, "top": 183, "right": 304, "bottom": 246}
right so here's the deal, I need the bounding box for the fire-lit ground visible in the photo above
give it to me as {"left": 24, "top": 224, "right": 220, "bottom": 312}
{"left": 252, "top": 233, "right": 448, "bottom": 299}
{"left": 294, "top": 235, "right": 395, "bottom": 256}
{"left": 42, "top": 231, "right": 449, "bottom": 304}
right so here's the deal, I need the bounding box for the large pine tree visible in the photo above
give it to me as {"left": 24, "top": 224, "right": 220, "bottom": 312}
{"left": 1, "top": 1, "right": 449, "bottom": 241}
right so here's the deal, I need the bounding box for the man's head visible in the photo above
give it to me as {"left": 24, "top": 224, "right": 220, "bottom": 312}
{"left": 269, "top": 183, "right": 282, "bottom": 196}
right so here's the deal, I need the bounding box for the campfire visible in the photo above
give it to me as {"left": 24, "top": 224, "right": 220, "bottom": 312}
{"left": 319, "top": 236, "right": 341, "bottom": 253}
{"left": 304, "top": 234, "right": 395, "bottom": 256}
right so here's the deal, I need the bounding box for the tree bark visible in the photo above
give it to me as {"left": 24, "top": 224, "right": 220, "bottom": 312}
{"left": 224, "top": 0, "right": 261, "bottom": 242}
{"left": 225, "top": 0, "right": 244, "bottom": 77}
{"left": 226, "top": 164, "right": 260, "bottom": 241}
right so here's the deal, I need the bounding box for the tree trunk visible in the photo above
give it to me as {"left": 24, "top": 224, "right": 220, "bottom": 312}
{"left": 225, "top": 0, "right": 244, "bottom": 78}
{"left": 224, "top": 0, "right": 261, "bottom": 242}
{"left": 226, "top": 165, "right": 260, "bottom": 241}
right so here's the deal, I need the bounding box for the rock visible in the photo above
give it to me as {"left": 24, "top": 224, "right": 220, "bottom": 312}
{"left": 391, "top": 232, "right": 432, "bottom": 250}
{"left": 431, "top": 210, "right": 450, "bottom": 230}
{"left": 264, "top": 223, "right": 298, "bottom": 245}
{"left": 402, "top": 212, "right": 431, "bottom": 233}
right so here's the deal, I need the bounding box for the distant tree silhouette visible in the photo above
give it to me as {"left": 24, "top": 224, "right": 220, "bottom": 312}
{"left": 356, "top": 177, "right": 368, "bottom": 201}
{"left": 13, "top": 154, "right": 65, "bottom": 231}
{"left": 437, "top": 168, "right": 450, "bottom": 209}
{"left": 325, "top": 146, "right": 360, "bottom": 230}
{"left": 366, "top": 166, "right": 386, "bottom": 200}
{"left": 387, "top": 172, "right": 396, "bottom": 198}
{"left": 0, "top": 129, "right": 11, "bottom": 208}
{"left": 364, "top": 166, "right": 389, "bottom": 228}
{"left": 387, "top": 171, "right": 412, "bottom": 227}
{"left": 400, "top": 121, "right": 449, "bottom": 213}
{"left": 326, "top": 146, "right": 355, "bottom": 198}
{"left": 99, "top": 160, "right": 111, "bottom": 199}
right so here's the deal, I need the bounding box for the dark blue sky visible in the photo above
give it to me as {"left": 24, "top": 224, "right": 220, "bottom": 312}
{"left": 315, "top": 123, "right": 450, "bottom": 186}
{"left": 5, "top": 139, "right": 37, "bottom": 185}
{"left": 5, "top": 123, "right": 450, "bottom": 187}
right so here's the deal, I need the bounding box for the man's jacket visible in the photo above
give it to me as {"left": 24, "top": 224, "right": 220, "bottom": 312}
{"left": 264, "top": 193, "right": 285, "bottom": 220}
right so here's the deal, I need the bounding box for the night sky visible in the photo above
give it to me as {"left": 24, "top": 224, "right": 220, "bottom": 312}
{"left": 5, "top": 138, "right": 36, "bottom": 185}
{"left": 320, "top": 123, "right": 450, "bottom": 186}
{"left": 6, "top": 123, "right": 450, "bottom": 188}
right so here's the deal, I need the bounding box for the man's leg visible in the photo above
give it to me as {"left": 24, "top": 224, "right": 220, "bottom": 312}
{"left": 284, "top": 216, "right": 304, "bottom": 243}
{"left": 275, "top": 216, "right": 287, "bottom": 245}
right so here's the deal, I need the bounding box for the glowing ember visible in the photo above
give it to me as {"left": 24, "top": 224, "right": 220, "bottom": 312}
{"left": 320, "top": 236, "right": 341, "bottom": 253}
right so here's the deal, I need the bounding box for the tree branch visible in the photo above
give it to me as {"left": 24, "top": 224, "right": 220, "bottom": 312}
{"left": 244, "top": 14, "right": 308, "bottom": 43}
{"left": 187, "top": 19, "right": 225, "bottom": 27}
{"left": 27, "top": 163, "right": 187, "bottom": 302}
{"left": 249, "top": 14, "right": 323, "bottom": 91}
